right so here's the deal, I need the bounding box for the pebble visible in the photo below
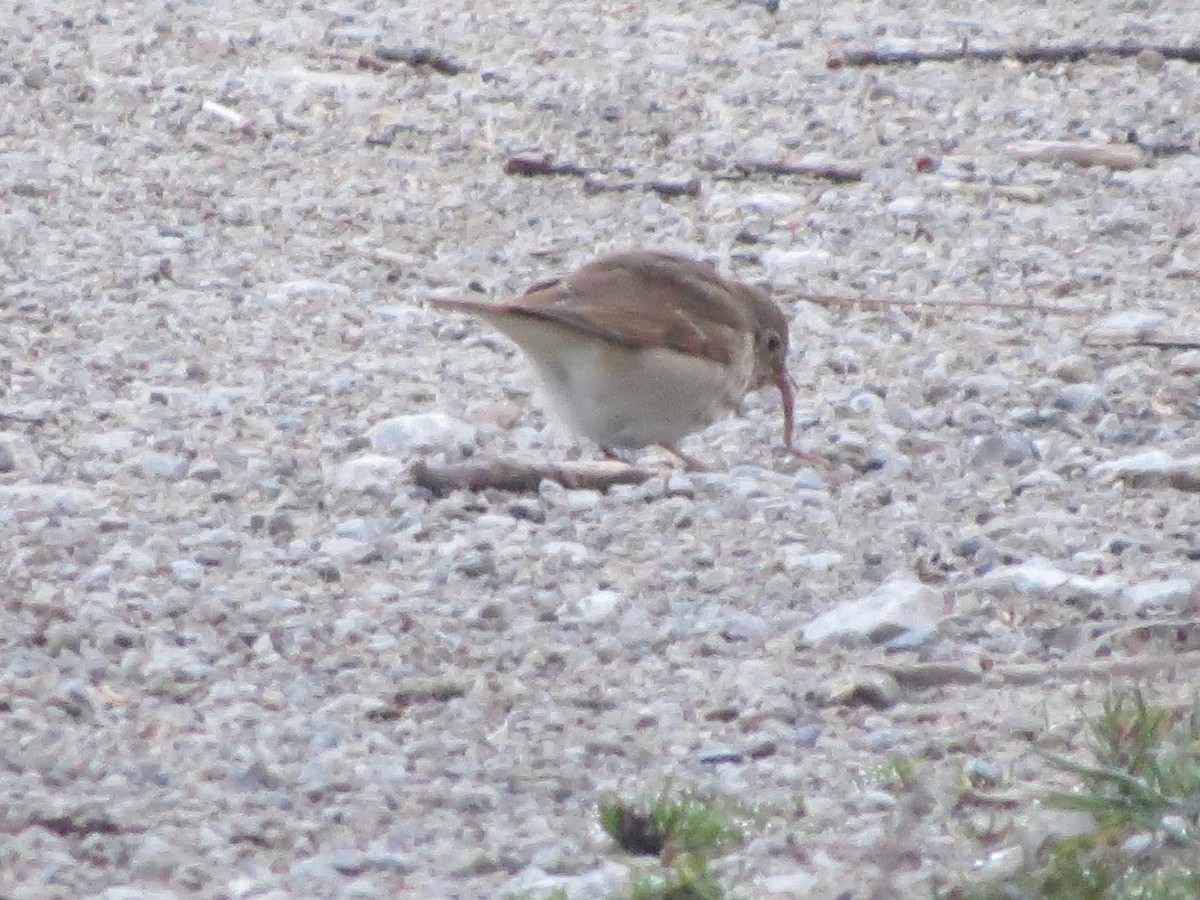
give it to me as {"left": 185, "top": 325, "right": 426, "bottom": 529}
{"left": 1123, "top": 577, "right": 1194, "bottom": 614}
{"left": 1053, "top": 383, "right": 1104, "bottom": 414}
{"left": 329, "top": 454, "right": 408, "bottom": 494}
{"left": 170, "top": 559, "right": 204, "bottom": 588}
{"left": 1092, "top": 450, "right": 1200, "bottom": 490}
{"left": 970, "top": 559, "right": 1122, "bottom": 605}
{"left": 721, "top": 611, "right": 770, "bottom": 642}
{"left": 574, "top": 589, "right": 620, "bottom": 622}
{"left": 968, "top": 432, "right": 1038, "bottom": 468}
{"left": 366, "top": 413, "right": 477, "bottom": 459}
{"left": 758, "top": 871, "right": 820, "bottom": 895}
{"left": 135, "top": 452, "right": 190, "bottom": 481}
{"left": 803, "top": 575, "right": 941, "bottom": 645}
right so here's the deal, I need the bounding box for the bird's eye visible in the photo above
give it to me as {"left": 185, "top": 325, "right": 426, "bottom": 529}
{"left": 766, "top": 334, "right": 782, "bottom": 353}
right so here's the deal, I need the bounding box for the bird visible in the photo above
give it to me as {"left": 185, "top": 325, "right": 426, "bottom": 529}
{"left": 428, "top": 251, "right": 809, "bottom": 470}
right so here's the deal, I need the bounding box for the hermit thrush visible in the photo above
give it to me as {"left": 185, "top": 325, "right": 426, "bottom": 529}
{"left": 429, "top": 251, "right": 807, "bottom": 469}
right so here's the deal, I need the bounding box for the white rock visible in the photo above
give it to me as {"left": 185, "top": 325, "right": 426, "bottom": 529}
{"left": 886, "top": 196, "right": 924, "bottom": 216}
{"left": 135, "top": 451, "right": 190, "bottom": 481}
{"left": 367, "top": 413, "right": 477, "bottom": 459}
{"left": 783, "top": 549, "right": 843, "bottom": 573}
{"left": 1086, "top": 311, "right": 1167, "bottom": 343}
{"left": 171, "top": 559, "right": 203, "bottom": 588}
{"left": 758, "top": 871, "right": 820, "bottom": 895}
{"left": 761, "top": 247, "right": 832, "bottom": 274}
{"left": 1169, "top": 349, "right": 1200, "bottom": 375}
{"left": 1123, "top": 578, "right": 1194, "bottom": 613}
{"left": 329, "top": 454, "right": 408, "bottom": 493}
{"left": 575, "top": 589, "right": 620, "bottom": 623}
{"left": 804, "top": 574, "right": 941, "bottom": 644}
{"left": 1091, "top": 451, "right": 1200, "bottom": 490}
{"left": 541, "top": 541, "right": 591, "bottom": 567}
{"left": 970, "top": 559, "right": 1122, "bottom": 604}
{"left": 78, "top": 431, "right": 138, "bottom": 459}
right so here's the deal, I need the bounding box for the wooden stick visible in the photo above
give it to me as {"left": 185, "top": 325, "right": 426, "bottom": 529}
{"left": 732, "top": 158, "right": 864, "bottom": 183}
{"left": 411, "top": 459, "right": 656, "bottom": 496}
{"left": 1006, "top": 140, "right": 1146, "bottom": 170}
{"left": 374, "top": 46, "right": 468, "bottom": 75}
{"left": 826, "top": 43, "right": 1200, "bottom": 68}
{"left": 792, "top": 292, "right": 1091, "bottom": 316}
{"left": 504, "top": 154, "right": 591, "bottom": 177}
{"left": 884, "top": 651, "right": 1200, "bottom": 690}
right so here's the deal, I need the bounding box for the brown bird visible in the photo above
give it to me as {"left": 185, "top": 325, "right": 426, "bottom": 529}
{"left": 430, "top": 251, "right": 808, "bottom": 469}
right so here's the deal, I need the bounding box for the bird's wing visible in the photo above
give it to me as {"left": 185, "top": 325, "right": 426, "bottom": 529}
{"left": 502, "top": 252, "right": 756, "bottom": 366}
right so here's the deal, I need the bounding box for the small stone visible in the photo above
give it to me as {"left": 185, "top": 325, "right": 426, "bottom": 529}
{"left": 267, "top": 513, "right": 295, "bottom": 540}
{"left": 1122, "top": 831, "right": 1159, "bottom": 857}
{"left": 330, "top": 454, "right": 407, "bottom": 494}
{"left": 1091, "top": 450, "right": 1200, "bottom": 491}
{"left": 860, "top": 789, "right": 897, "bottom": 811}
{"left": 171, "top": 560, "right": 203, "bottom": 588}
{"left": 970, "top": 559, "right": 1122, "bottom": 605}
{"left": 783, "top": 549, "right": 843, "bottom": 572}
{"left": 974, "top": 846, "right": 1025, "bottom": 882}
{"left": 803, "top": 574, "right": 941, "bottom": 645}
{"left": 964, "top": 757, "right": 1004, "bottom": 787}
{"left": 1054, "top": 383, "right": 1104, "bottom": 413}
{"left": 455, "top": 551, "right": 495, "bottom": 577}
{"left": 1048, "top": 354, "right": 1095, "bottom": 383}
{"left": 864, "top": 727, "right": 915, "bottom": 752}
{"left": 0, "top": 442, "right": 14, "bottom": 473}
{"left": 1123, "top": 578, "right": 1194, "bottom": 613}
{"left": 575, "top": 589, "right": 620, "bottom": 622}
{"left": 721, "top": 611, "right": 769, "bottom": 642}
{"left": 697, "top": 745, "right": 744, "bottom": 764}
{"left": 1169, "top": 350, "right": 1200, "bottom": 375}
{"left": 665, "top": 473, "right": 695, "bottom": 497}
{"left": 541, "top": 541, "right": 591, "bottom": 566}
{"left": 130, "top": 833, "right": 181, "bottom": 880}
{"left": 506, "top": 499, "right": 545, "bottom": 522}
{"left": 968, "top": 432, "right": 1037, "bottom": 468}
{"left": 23, "top": 64, "right": 51, "bottom": 89}
{"left": 824, "top": 669, "right": 902, "bottom": 709}
{"left": 136, "top": 452, "right": 190, "bottom": 481}
{"left": 367, "top": 413, "right": 477, "bottom": 459}
{"left": 1087, "top": 311, "right": 1165, "bottom": 344}
{"left": 1136, "top": 48, "right": 1166, "bottom": 72}
{"left": 190, "top": 462, "right": 222, "bottom": 483}
{"left": 758, "top": 871, "right": 819, "bottom": 895}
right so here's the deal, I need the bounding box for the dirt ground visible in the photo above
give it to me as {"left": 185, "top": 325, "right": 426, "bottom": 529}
{"left": 3, "top": 0, "right": 1200, "bottom": 897}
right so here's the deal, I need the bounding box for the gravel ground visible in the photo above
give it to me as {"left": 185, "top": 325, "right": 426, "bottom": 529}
{"left": 3, "top": 1, "right": 1200, "bottom": 898}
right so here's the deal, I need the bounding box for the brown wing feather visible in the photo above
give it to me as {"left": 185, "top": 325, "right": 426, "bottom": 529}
{"left": 501, "top": 252, "right": 755, "bottom": 365}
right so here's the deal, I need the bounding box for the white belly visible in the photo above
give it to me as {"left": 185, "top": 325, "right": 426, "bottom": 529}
{"left": 487, "top": 316, "right": 753, "bottom": 448}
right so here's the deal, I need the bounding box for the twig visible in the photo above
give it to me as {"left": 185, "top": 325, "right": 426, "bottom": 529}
{"left": 199, "top": 99, "right": 254, "bottom": 134}
{"left": 792, "top": 292, "right": 1091, "bottom": 316}
{"left": 374, "top": 46, "right": 469, "bottom": 75}
{"left": 1096, "top": 338, "right": 1200, "bottom": 350}
{"left": 504, "top": 154, "right": 591, "bottom": 177}
{"left": 733, "top": 157, "right": 864, "bottom": 183}
{"left": 1006, "top": 140, "right": 1146, "bottom": 170}
{"left": 583, "top": 173, "right": 702, "bottom": 198}
{"left": 411, "top": 458, "right": 656, "bottom": 496}
{"left": 826, "top": 43, "right": 1200, "bottom": 69}
{"left": 885, "top": 651, "right": 1200, "bottom": 690}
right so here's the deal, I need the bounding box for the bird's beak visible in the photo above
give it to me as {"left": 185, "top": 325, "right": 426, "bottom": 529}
{"left": 774, "top": 364, "right": 795, "bottom": 451}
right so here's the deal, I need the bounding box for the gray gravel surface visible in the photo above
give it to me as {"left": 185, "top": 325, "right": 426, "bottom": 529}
{"left": 3, "top": 1, "right": 1200, "bottom": 897}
